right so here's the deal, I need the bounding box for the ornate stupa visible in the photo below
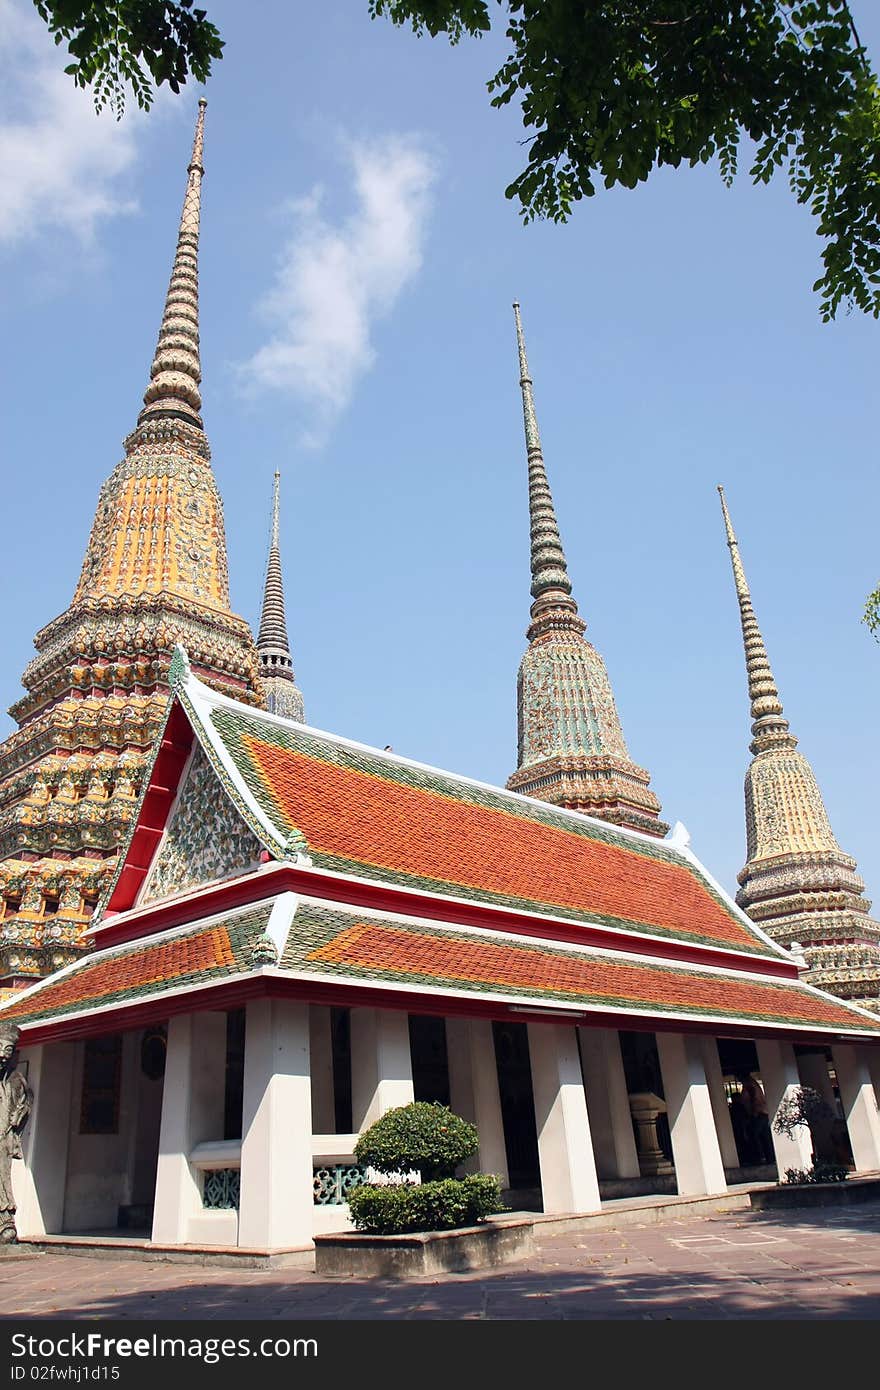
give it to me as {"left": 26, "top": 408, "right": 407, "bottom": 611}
{"left": 257, "top": 472, "right": 304, "bottom": 720}
{"left": 0, "top": 100, "right": 262, "bottom": 988}
{"left": 506, "top": 304, "right": 667, "bottom": 837}
{"left": 718, "top": 486, "right": 880, "bottom": 1012}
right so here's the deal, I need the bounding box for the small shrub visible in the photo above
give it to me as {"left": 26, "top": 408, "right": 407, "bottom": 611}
{"left": 782, "top": 1163, "right": 849, "bottom": 1186}
{"left": 347, "top": 1174, "right": 504, "bottom": 1235}
{"left": 773, "top": 1086, "right": 833, "bottom": 1139}
{"left": 354, "top": 1102, "right": 478, "bottom": 1183}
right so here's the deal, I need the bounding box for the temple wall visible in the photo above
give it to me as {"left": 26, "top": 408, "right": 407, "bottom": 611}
{"left": 63, "top": 1031, "right": 161, "bottom": 1232}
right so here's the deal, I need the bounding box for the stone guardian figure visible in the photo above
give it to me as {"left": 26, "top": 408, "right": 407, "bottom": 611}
{"left": 0, "top": 1023, "right": 32, "bottom": 1243}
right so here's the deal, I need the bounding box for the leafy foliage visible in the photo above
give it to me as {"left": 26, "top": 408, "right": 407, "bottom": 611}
{"left": 772, "top": 1084, "right": 834, "bottom": 1139}
{"left": 783, "top": 1161, "right": 849, "bottom": 1183}
{"left": 33, "top": 1, "right": 224, "bottom": 115}
{"left": 347, "top": 1173, "right": 504, "bottom": 1233}
{"left": 372, "top": 1, "right": 880, "bottom": 321}
{"left": 865, "top": 586, "right": 880, "bottom": 639}
{"left": 354, "top": 1101, "right": 478, "bottom": 1182}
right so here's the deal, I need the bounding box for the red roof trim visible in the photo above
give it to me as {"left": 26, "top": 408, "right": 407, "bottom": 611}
{"left": 18, "top": 972, "right": 874, "bottom": 1051}
{"left": 105, "top": 700, "right": 194, "bottom": 915}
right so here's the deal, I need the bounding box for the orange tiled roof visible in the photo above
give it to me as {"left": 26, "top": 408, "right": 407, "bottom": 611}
{"left": 284, "top": 902, "right": 878, "bottom": 1033}
{"left": 203, "top": 703, "right": 777, "bottom": 957}
{"left": 0, "top": 907, "right": 269, "bottom": 1026}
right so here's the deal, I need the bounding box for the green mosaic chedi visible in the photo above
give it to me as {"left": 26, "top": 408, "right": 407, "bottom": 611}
{"left": 506, "top": 305, "right": 667, "bottom": 838}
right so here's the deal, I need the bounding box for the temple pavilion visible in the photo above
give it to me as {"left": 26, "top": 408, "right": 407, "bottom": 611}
{"left": 4, "top": 643, "right": 880, "bottom": 1250}
{"left": 3, "top": 102, "right": 880, "bottom": 1255}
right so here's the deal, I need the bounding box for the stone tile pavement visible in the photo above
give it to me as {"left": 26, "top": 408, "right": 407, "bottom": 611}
{"left": 2, "top": 1203, "right": 880, "bottom": 1321}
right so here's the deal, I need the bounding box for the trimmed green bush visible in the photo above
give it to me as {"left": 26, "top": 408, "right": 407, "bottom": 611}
{"left": 347, "top": 1174, "right": 504, "bottom": 1235}
{"left": 354, "top": 1102, "right": 478, "bottom": 1182}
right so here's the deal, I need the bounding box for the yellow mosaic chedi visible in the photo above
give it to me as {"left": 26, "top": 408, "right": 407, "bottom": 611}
{"left": 0, "top": 102, "right": 267, "bottom": 988}
{"left": 718, "top": 487, "right": 880, "bottom": 1014}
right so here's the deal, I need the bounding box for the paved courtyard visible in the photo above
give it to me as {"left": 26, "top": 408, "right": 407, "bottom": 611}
{"left": 2, "top": 1202, "right": 880, "bottom": 1320}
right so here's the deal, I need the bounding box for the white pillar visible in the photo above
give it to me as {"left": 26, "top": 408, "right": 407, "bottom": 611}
{"left": 11, "top": 1043, "right": 74, "bottom": 1237}
{"left": 796, "top": 1050, "right": 836, "bottom": 1108}
{"left": 446, "top": 1018, "right": 509, "bottom": 1185}
{"left": 832, "top": 1044, "right": 880, "bottom": 1174}
{"left": 152, "top": 1012, "right": 226, "bottom": 1244}
{"left": 238, "top": 998, "right": 314, "bottom": 1249}
{"left": 700, "top": 1038, "right": 739, "bottom": 1170}
{"left": 350, "top": 1008, "right": 414, "bottom": 1132}
{"left": 309, "top": 1006, "right": 335, "bottom": 1134}
{"left": 757, "top": 1038, "right": 813, "bottom": 1174}
{"left": 528, "top": 1023, "right": 601, "bottom": 1214}
{"left": 656, "top": 1032, "right": 726, "bottom": 1196}
{"left": 577, "top": 1027, "right": 640, "bottom": 1180}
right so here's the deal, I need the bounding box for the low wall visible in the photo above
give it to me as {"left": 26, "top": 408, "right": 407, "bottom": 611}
{"left": 314, "top": 1218, "right": 534, "bottom": 1278}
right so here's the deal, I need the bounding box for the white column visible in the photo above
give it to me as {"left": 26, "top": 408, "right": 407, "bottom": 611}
{"left": 796, "top": 1050, "right": 836, "bottom": 1108}
{"left": 656, "top": 1032, "right": 726, "bottom": 1196}
{"left": 350, "top": 1008, "right": 414, "bottom": 1132}
{"left": 446, "top": 1018, "right": 509, "bottom": 1185}
{"left": 528, "top": 1023, "right": 601, "bottom": 1214}
{"left": 577, "top": 1027, "right": 640, "bottom": 1180}
{"left": 832, "top": 1044, "right": 880, "bottom": 1174}
{"left": 238, "top": 998, "right": 314, "bottom": 1248}
{"left": 309, "top": 1006, "right": 335, "bottom": 1134}
{"left": 756, "top": 1038, "right": 813, "bottom": 1174}
{"left": 700, "top": 1038, "right": 739, "bottom": 1170}
{"left": 152, "top": 1012, "right": 226, "bottom": 1244}
{"left": 11, "top": 1043, "right": 74, "bottom": 1237}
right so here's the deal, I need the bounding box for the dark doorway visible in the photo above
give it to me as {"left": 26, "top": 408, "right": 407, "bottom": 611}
{"left": 331, "top": 1007, "right": 353, "bottom": 1133}
{"left": 409, "top": 1015, "right": 450, "bottom": 1105}
{"left": 224, "top": 1009, "right": 246, "bottom": 1140}
{"left": 492, "top": 1021, "right": 541, "bottom": 1190}
{"left": 619, "top": 1031, "right": 672, "bottom": 1163}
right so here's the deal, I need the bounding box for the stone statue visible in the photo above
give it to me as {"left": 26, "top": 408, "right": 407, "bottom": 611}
{"left": 0, "top": 1023, "right": 32, "bottom": 1244}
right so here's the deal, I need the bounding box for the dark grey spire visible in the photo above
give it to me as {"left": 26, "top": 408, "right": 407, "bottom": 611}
{"left": 258, "top": 472, "right": 304, "bottom": 721}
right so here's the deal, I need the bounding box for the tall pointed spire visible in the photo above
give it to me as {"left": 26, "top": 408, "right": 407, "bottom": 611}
{"left": 139, "top": 97, "right": 206, "bottom": 431}
{"left": 513, "top": 302, "right": 582, "bottom": 639}
{"left": 718, "top": 487, "right": 880, "bottom": 1013}
{"left": 257, "top": 472, "right": 305, "bottom": 721}
{"left": 506, "top": 304, "right": 666, "bottom": 837}
{"left": 717, "top": 487, "right": 795, "bottom": 756}
{"left": 0, "top": 97, "right": 262, "bottom": 988}
{"left": 69, "top": 96, "right": 251, "bottom": 616}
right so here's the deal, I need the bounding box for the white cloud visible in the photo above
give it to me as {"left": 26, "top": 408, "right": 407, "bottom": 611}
{"left": 239, "top": 135, "right": 437, "bottom": 442}
{"left": 0, "top": 0, "right": 152, "bottom": 244}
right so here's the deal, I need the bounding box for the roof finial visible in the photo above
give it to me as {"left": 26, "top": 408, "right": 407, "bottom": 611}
{"left": 717, "top": 486, "right": 796, "bottom": 754}
{"left": 512, "top": 303, "right": 582, "bottom": 640}
{"left": 138, "top": 99, "right": 207, "bottom": 430}
{"left": 270, "top": 468, "right": 281, "bottom": 549}
{"left": 257, "top": 472, "right": 305, "bottom": 721}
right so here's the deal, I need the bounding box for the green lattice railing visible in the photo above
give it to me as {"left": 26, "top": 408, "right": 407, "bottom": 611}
{"left": 202, "top": 1168, "right": 241, "bottom": 1209}
{"left": 313, "top": 1165, "right": 367, "bottom": 1206}
{"left": 201, "top": 1164, "right": 366, "bottom": 1209}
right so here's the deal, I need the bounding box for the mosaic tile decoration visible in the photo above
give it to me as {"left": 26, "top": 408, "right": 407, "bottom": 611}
{"left": 141, "top": 743, "right": 262, "bottom": 905}
{"left": 206, "top": 702, "right": 773, "bottom": 957}
{"left": 283, "top": 901, "right": 878, "bottom": 1033}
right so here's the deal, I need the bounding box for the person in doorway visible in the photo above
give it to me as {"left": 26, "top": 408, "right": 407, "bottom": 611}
{"left": 739, "top": 1071, "right": 774, "bottom": 1165}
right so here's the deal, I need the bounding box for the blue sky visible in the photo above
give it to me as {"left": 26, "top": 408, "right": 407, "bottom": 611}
{"left": 1, "top": 0, "right": 878, "bottom": 909}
